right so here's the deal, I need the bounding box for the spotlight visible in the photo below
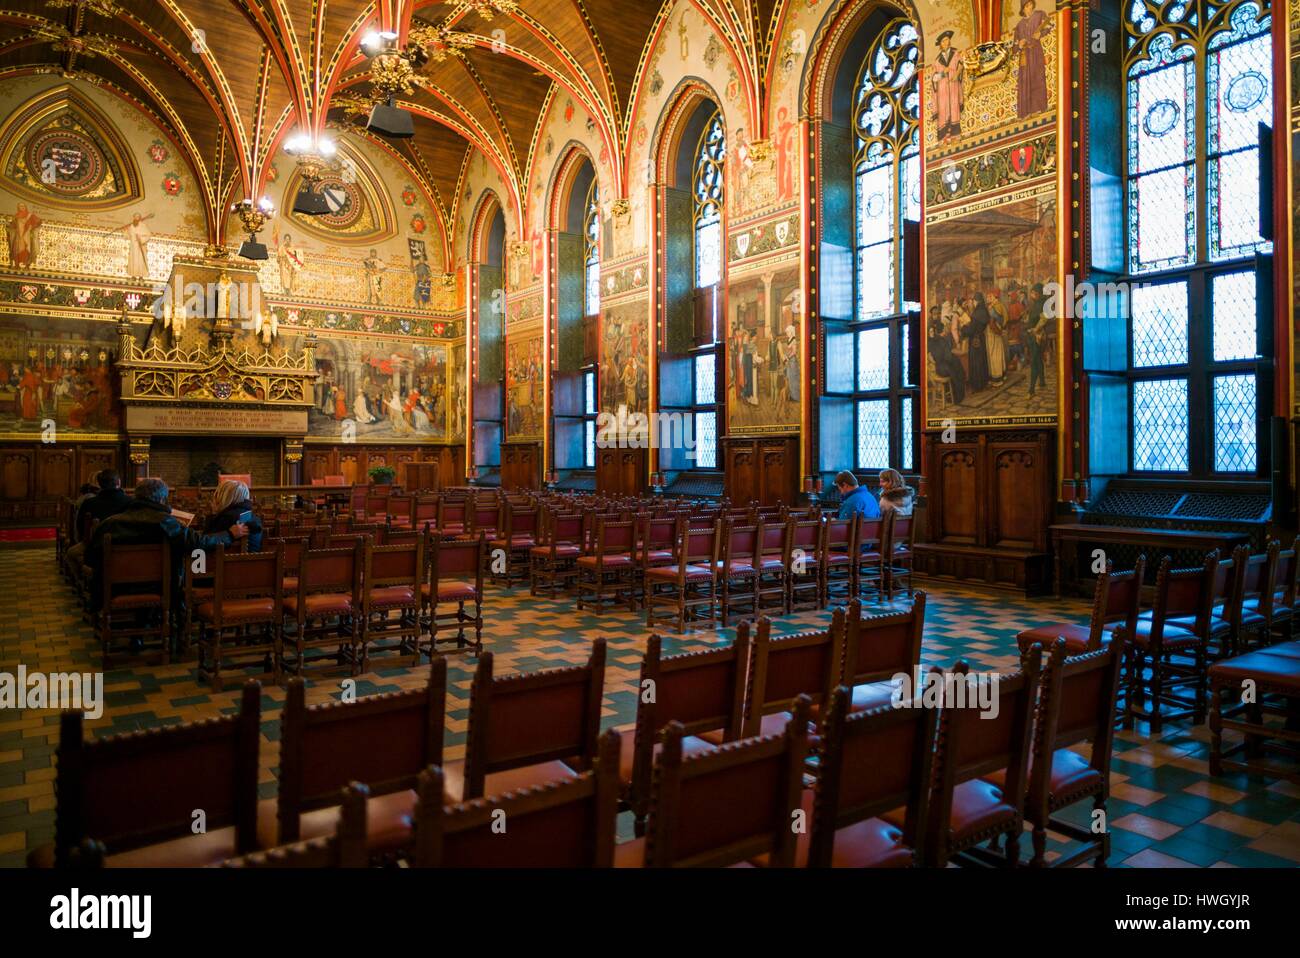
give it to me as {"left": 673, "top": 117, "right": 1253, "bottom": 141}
{"left": 232, "top": 197, "right": 275, "bottom": 259}
{"left": 367, "top": 95, "right": 414, "bottom": 138}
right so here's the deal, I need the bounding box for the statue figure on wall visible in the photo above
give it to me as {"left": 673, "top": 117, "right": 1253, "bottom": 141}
{"left": 6, "top": 203, "right": 41, "bottom": 269}
{"left": 363, "top": 248, "right": 384, "bottom": 304}
{"left": 931, "top": 31, "right": 964, "bottom": 143}
{"left": 119, "top": 212, "right": 155, "bottom": 277}
{"left": 275, "top": 228, "right": 304, "bottom": 294}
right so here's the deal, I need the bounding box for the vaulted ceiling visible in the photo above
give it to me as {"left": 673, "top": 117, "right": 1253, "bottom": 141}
{"left": 0, "top": 0, "right": 794, "bottom": 243}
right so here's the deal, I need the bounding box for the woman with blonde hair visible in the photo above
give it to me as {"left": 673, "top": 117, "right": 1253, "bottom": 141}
{"left": 877, "top": 468, "right": 914, "bottom": 517}
{"left": 204, "top": 479, "right": 263, "bottom": 552}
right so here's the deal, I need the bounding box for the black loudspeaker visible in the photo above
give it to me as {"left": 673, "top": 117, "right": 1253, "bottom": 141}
{"left": 367, "top": 98, "right": 414, "bottom": 138}
{"left": 293, "top": 183, "right": 330, "bottom": 216}
{"left": 1259, "top": 122, "right": 1274, "bottom": 243}
{"left": 902, "top": 219, "right": 921, "bottom": 304}
{"left": 1270, "top": 416, "right": 1291, "bottom": 525}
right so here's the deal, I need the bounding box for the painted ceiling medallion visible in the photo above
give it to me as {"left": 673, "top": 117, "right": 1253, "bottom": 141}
{"left": 0, "top": 85, "right": 140, "bottom": 210}
{"left": 285, "top": 142, "right": 395, "bottom": 244}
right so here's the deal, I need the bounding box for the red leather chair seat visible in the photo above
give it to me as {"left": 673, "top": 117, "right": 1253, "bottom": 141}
{"left": 430, "top": 581, "right": 478, "bottom": 603}
{"left": 369, "top": 585, "right": 417, "bottom": 607}
{"left": 255, "top": 790, "right": 416, "bottom": 854}
{"left": 614, "top": 836, "right": 646, "bottom": 867}
{"left": 1210, "top": 649, "right": 1300, "bottom": 691}
{"left": 1167, "top": 611, "right": 1233, "bottom": 636}
{"left": 720, "top": 560, "right": 756, "bottom": 575}
{"left": 195, "top": 598, "right": 276, "bottom": 622}
{"left": 1015, "top": 623, "right": 1105, "bottom": 655}
{"left": 824, "top": 553, "right": 852, "bottom": 567}
{"left": 1122, "top": 617, "right": 1201, "bottom": 650}
{"left": 819, "top": 816, "right": 913, "bottom": 868}
{"left": 489, "top": 536, "right": 536, "bottom": 550}
{"left": 1243, "top": 596, "right": 1293, "bottom": 621}
{"left": 438, "top": 759, "right": 579, "bottom": 805}
{"left": 645, "top": 549, "right": 675, "bottom": 563}
{"left": 983, "top": 748, "right": 1101, "bottom": 806}
{"left": 885, "top": 779, "right": 1016, "bottom": 846}
{"left": 616, "top": 729, "right": 716, "bottom": 785}
{"left": 104, "top": 829, "right": 240, "bottom": 868}
{"left": 646, "top": 564, "right": 713, "bottom": 582}
{"left": 284, "top": 592, "right": 353, "bottom": 617}
{"left": 1258, "top": 640, "right": 1300, "bottom": 660}
{"left": 858, "top": 551, "right": 882, "bottom": 563}
{"left": 758, "top": 558, "right": 785, "bottom": 572}
{"left": 529, "top": 544, "right": 580, "bottom": 559}
{"left": 576, "top": 553, "right": 633, "bottom": 569}
{"left": 108, "top": 593, "right": 164, "bottom": 611}
{"left": 282, "top": 577, "right": 298, "bottom": 594}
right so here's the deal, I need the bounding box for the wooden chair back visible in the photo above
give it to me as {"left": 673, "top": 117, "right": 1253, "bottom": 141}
{"left": 206, "top": 544, "right": 283, "bottom": 628}
{"left": 841, "top": 593, "right": 927, "bottom": 687}
{"left": 277, "top": 659, "right": 446, "bottom": 842}
{"left": 224, "top": 784, "right": 368, "bottom": 868}
{"left": 100, "top": 535, "right": 171, "bottom": 612}
{"left": 1146, "top": 553, "right": 1218, "bottom": 647}
{"left": 462, "top": 640, "right": 606, "bottom": 801}
{"left": 412, "top": 730, "right": 620, "bottom": 868}
{"left": 741, "top": 612, "right": 846, "bottom": 736}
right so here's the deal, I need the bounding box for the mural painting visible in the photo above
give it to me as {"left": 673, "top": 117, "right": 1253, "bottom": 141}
{"left": 599, "top": 299, "right": 649, "bottom": 414}
{"left": 0, "top": 316, "right": 120, "bottom": 438}
{"left": 506, "top": 329, "right": 544, "bottom": 440}
{"left": 726, "top": 263, "right": 801, "bottom": 435}
{"left": 925, "top": 192, "right": 1058, "bottom": 427}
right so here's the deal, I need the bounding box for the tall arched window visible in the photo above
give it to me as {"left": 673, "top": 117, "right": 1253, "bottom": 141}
{"left": 1122, "top": 0, "right": 1272, "bottom": 475}
{"left": 850, "top": 18, "right": 921, "bottom": 471}
{"left": 691, "top": 108, "right": 725, "bottom": 468}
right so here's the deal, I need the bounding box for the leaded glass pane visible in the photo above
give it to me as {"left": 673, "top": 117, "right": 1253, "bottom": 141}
{"left": 1130, "top": 281, "right": 1188, "bottom": 367}
{"left": 1213, "top": 374, "right": 1257, "bottom": 472}
{"left": 901, "top": 321, "right": 912, "bottom": 386}
{"left": 1130, "top": 166, "right": 1195, "bottom": 272}
{"left": 1131, "top": 61, "right": 1194, "bottom": 174}
{"left": 856, "top": 326, "right": 889, "bottom": 392}
{"left": 695, "top": 220, "right": 721, "bottom": 288}
{"left": 1133, "top": 378, "right": 1189, "bottom": 472}
{"left": 1211, "top": 270, "right": 1257, "bottom": 362}
{"left": 902, "top": 153, "right": 921, "bottom": 223}
{"left": 1209, "top": 33, "right": 1272, "bottom": 154}
{"left": 856, "top": 164, "right": 893, "bottom": 247}
{"left": 584, "top": 419, "right": 595, "bottom": 468}
{"left": 694, "top": 411, "right": 717, "bottom": 468}
{"left": 856, "top": 400, "right": 889, "bottom": 470}
{"left": 1210, "top": 148, "right": 1267, "bottom": 260}
{"left": 901, "top": 395, "right": 913, "bottom": 470}
{"left": 856, "top": 244, "right": 893, "bottom": 319}
{"left": 585, "top": 260, "right": 600, "bottom": 317}
{"left": 584, "top": 371, "right": 596, "bottom": 414}
{"left": 694, "top": 353, "right": 716, "bottom": 405}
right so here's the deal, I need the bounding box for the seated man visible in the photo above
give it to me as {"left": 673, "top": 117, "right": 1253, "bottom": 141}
{"left": 65, "top": 469, "right": 132, "bottom": 573}
{"left": 84, "top": 478, "right": 248, "bottom": 611}
{"left": 834, "top": 470, "right": 881, "bottom": 521}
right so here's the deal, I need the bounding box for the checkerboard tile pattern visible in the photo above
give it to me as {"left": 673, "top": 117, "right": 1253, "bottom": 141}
{"left": 2, "top": 547, "right": 1298, "bottom": 868}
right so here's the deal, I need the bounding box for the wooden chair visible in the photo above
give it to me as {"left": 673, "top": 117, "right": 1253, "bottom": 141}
{"left": 638, "top": 515, "right": 681, "bottom": 602}
{"left": 856, "top": 516, "right": 886, "bottom": 600}
{"left": 1122, "top": 553, "right": 1217, "bottom": 732}
{"left": 467, "top": 498, "right": 501, "bottom": 541}
{"left": 358, "top": 540, "right": 424, "bottom": 671}
{"left": 30, "top": 681, "right": 261, "bottom": 868}
{"left": 529, "top": 512, "right": 585, "bottom": 597}
{"left": 96, "top": 535, "right": 172, "bottom": 669}
{"left": 577, "top": 518, "right": 638, "bottom": 613}
{"left": 1016, "top": 557, "right": 1146, "bottom": 656}
{"left": 622, "top": 631, "right": 750, "bottom": 834}
{"left": 439, "top": 640, "right": 606, "bottom": 803}
{"left": 1209, "top": 640, "right": 1300, "bottom": 782}
{"left": 624, "top": 698, "right": 811, "bottom": 867}
{"left": 807, "top": 687, "right": 937, "bottom": 868}
{"left": 1232, "top": 543, "right": 1278, "bottom": 656}
{"left": 424, "top": 532, "right": 487, "bottom": 657}
{"left": 411, "top": 729, "right": 621, "bottom": 868}
{"left": 754, "top": 518, "right": 791, "bottom": 616}
{"left": 983, "top": 639, "right": 1124, "bottom": 867}
{"left": 838, "top": 593, "right": 928, "bottom": 712}
{"left": 901, "top": 655, "right": 1040, "bottom": 867}
{"left": 883, "top": 512, "right": 916, "bottom": 599}
{"left": 489, "top": 504, "right": 538, "bottom": 586}
{"left": 195, "top": 544, "right": 284, "bottom": 691}
{"left": 437, "top": 498, "right": 467, "bottom": 537}
{"left": 821, "top": 515, "right": 858, "bottom": 606}
{"left": 787, "top": 517, "right": 825, "bottom": 613}
{"left": 387, "top": 494, "right": 414, "bottom": 530}
{"left": 644, "top": 524, "right": 720, "bottom": 632}
{"left": 283, "top": 543, "right": 362, "bottom": 677}
{"left": 1265, "top": 536, "right": 1298, "bottom": 643}
{"left": 223, "top": 784, "right": 368, "bottom": 868}
{"left": 270, "top": 659, "right": 446, "bottom": 855}
{"left": 717, "top": 519, "right": 759, "bottom": 627}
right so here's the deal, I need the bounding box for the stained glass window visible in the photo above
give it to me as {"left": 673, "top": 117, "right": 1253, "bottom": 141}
{"left": 584, "top": 178, "right": 600, "bottom": 316}
{"left": 847, "top": 16, "right": 920, "bottom": 477}
{"left": 1133, "top": 378, "right": 1189, "bottom": 472}
{"left": 694, "top": 411, "right": 718, "bottom": 468}
{"left": 694, "top": 353, "right": 716, "bottom": 406}
{"left": 694, "top": 112, "right": 725, "bottom": 290}
{"left": 1121, "top": 0, "right": 1269, "bottom": 478}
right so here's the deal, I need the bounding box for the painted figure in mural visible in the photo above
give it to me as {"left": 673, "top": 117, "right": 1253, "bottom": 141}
{"left": 276, "top": 230, "right": 304, "bottom": 294}
{"left": 1014, "top": 0, "right": 1052, "bottom": 119}
{"left": 353, "top": 386, "right": 377, "bottom": 424}
{"left": 1024, "top": 282, "right": 1049, "bottom": 398}
{"left": 413, "top": 252, "right": 432, "bottom": 305}
{"left": 621, "top": 353, "right": 639, "bottom": 410}
{"left": 119, "top": 212, "right": 155, "bottom": 277}
{"left": 962, "top": 292, "right": 991, "bottom": 393}
{"left": 985, "top": 288, "right": 1009, "bottom": 382}
{"left": 7, "top": 203, "right": 41, "bottom": 268}
{"left": 781, "top": 324, "right": 800, "bottom": 404}
{"left": 18, "top": 364, "right": 42, "bottom": 420}
{"left": 931, "top": 31, "right": 964, "bottom": 143}
{"left": 363, "top": 249, "right": 384, "bottom": 304}
{"left": 775, "top": 108, "right": 797, "bottom": 201}
{"left": 927, "top": 308, "right": 966, "bottom": 403}
{"left": 740, "top": 329, "right": 759, "bottom": 406}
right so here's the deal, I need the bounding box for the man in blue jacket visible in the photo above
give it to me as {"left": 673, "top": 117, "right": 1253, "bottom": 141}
{"left": 835, "top": 470, "right": 881, "bottom": 520}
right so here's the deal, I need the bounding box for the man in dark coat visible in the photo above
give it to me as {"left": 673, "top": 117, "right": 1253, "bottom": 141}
{"left": 928, "top": 309, "right": 966, "bottom": 403}
{"left": 65, "top": 469, "right": 132, "bottom": 574}
{"left": 962, "top": 292, "right": 991, "bottom": 393}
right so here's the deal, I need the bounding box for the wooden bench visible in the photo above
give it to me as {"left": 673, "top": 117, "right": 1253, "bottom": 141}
{"left": 1049, "top": 523, "right": 1251, "bottom": 598}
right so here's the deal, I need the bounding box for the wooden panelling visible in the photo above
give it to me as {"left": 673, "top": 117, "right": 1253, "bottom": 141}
{"left": 0, "top": 443, "right": 122, "bottom": 523}
{"left": 301, "top": 445, "right": 462, "bottom": 489}
{"left": 596, "top": 446, "right": 645, "bottom": 496}
{"left": 915, "top": 429, "right": 1054, "bottom": 595}
{"left": 501, "top": 442, "right": 541, "bottom": 490}
{"left": 724, "top": 436, "right": 798, "bottom": 507}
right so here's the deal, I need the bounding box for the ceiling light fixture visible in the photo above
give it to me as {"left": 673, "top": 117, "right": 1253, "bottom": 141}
{"left": 232, "top": 196, "right": 275, "bottom": 259}
{"left": 284, "top": 134, "right": 337, "bottom": 215}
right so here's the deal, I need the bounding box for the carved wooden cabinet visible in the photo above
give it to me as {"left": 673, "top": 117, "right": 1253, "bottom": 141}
{"left": 0, "top": 443, "right": 121, "bottom": 522}
{"left": 724, "top": 436, "right": 799, "bottom": 507}
{"left": 916, "top": 429, "right": 1054, "bottom": 594}
{"left": 596, "top": 446, "right": 646, "bottom": 496}
{"left": 501, "top": 442, "right": 541, "bottom": 490}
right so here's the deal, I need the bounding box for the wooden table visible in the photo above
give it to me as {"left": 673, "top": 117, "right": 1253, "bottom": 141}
{"left": 1049, "top": 522, "right": 1253, "bottom": 597}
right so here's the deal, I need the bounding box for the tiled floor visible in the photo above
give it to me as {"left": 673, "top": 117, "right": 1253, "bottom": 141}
{"left": 2, "top": 545, "right": 1298, "bottom": 868}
